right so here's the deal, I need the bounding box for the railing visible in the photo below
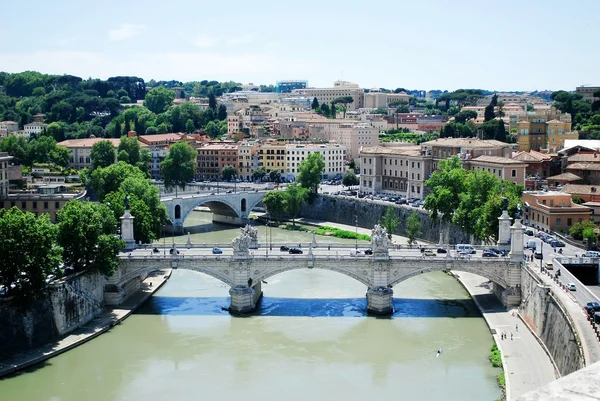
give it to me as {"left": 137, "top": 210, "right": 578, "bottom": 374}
{"left": 135, "top": 243, "right": 504, "bottom": 251}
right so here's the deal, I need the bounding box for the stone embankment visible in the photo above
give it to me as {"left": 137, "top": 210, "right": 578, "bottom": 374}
{"left": 0, "top": 269, "right": 171, "bottom": 378}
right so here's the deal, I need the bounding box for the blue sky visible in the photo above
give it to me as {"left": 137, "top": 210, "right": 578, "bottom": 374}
{"left": 0, "top": 0, "right": 597, "bottom": 91}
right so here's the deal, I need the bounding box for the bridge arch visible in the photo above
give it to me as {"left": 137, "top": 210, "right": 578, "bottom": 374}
{"left": 253, "top": 264, "right": 372, "bottom": 288}
{"left": 121, "top": 265, "right": 234, "bottom": 288}
{"left": 241, "top": 198, "right": 247, "bottom": 212}
{"left": 388, "top": 264, "right": 508, "bottom": 289}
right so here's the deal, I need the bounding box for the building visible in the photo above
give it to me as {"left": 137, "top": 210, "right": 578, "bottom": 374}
{"left": 359, "top": 145, "right": 431, "bottom": 199}
{"left": 195, "top": 143, "right": 239, "bottom": 180}
{"left": 363, "top": 90, "right": 410, "bottom": 109}
{"left": 562, "top": 184, "right": 600, "bottom": 203}
{"left": 576, "top": 86, "right": 600, "bottom": 102}
{"left": 512, "top": 150, "right": 557, "bottom": 179}
{"left": 0, "top": 121, "right": 19, "bottom": 133}
{"left": 237, "top": 142, "right": 259, "bottom": 181}
{"left": 0, "top": 184, "right": 86, "bottom": 222}
{"left": 57, "top": 138, "right": 121, "bottom": 169}
{"left": 420, "top": 138, "right": 512, "bottom": 171}
{"left": 517, "top": 112, "right": 576, "bottom": 152}
{"left": 138, "top": 133, "right": 186, "bottom": 178}
{"left": 309, "top": 121, "right": 379, "bottom": 160}
{"left": 0, "top": 152, "right": 13, "bottom": 197}
{"left": 292, "top": 80, "right": 364, "bottom": 111}
{"left": 275, "top": 80, "right": 308, "bottom": 93}
{"left": 522, "top": 191, "right": 592, "bottom": 232}
{"left": 467, "top": 155, "right": 527, "bottom": 185}
{"left": 257, "top": 143, "right": 286, "bottom": 175}
{"left": 285, "top": 143, "right": 346, "bottom": 180}
{"left": 227, "top": 115, "right": 242, "bottom": 134}
{"left": 24, "top": 122, "right": 48, "bottom": 136}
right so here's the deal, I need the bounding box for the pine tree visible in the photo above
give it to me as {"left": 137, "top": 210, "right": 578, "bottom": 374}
{"left": 311, "top": 97, "right": 319, "bottom": 110}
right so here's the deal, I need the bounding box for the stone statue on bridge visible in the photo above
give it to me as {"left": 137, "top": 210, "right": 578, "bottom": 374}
{"left": 232, "top": 225, "right": 258, "bottom": 255}
{"left": 371, "top": 224, "right": 390, "bottom": 254}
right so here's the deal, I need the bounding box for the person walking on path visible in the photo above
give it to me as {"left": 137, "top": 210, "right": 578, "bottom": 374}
{"left": 516, "top": 324, "right": 518, "bottom": 332}
{"left": 511, "top": 333, "right": 514, "bottom": 340}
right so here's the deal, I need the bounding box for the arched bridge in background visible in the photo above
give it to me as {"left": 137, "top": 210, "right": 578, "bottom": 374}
{"left": 161, "top": 191, "right": 267, "bottom": 229}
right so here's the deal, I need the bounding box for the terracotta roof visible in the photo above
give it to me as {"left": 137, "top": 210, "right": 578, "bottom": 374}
{"left": 58, "top": 138, "right": 121, "bottom": 148}
{"left": 568, "top": 153, "right": 600, "bottom": 163}
{"left": 138, "top": 133, "right": 184, "bottom": 144}
{"left": 566, "top": 162, "right": 600, "bottom": 171}
{"left": 546, "top": 172, "right": 582, "bottom": 182}
{"left": 563, "top": 184, "right": 600, "bottom": 195}
{"left": 421, "top": 138, "right": 509, "bottom": 148}
{"left": 529, "top": 150, "right": 554, "bottom": 160}
{"left": 470, "top": 155, "right": 527, "bottom": 165}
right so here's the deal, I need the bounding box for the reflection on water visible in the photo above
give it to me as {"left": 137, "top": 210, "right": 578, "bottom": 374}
{"left": 0, "top": 213, "right": 502, "bottom": 401}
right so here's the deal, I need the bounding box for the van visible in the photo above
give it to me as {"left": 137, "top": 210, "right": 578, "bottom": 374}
{"left": 544, "top": 262, "right": 553, "bottom": 270}
{"left": 456, "top": 244, "right": 476, "bottom": 254}
{"left": 583, "top": 251, "right": 600, "bottom": 258}
{"left": 526, "top": 240, "right": 537, "bottom": 250}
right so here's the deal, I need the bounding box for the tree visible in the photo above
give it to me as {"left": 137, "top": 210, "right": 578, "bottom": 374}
{"left": 311, "top": 97, "right": 319, "bottom": 110}
{"left": 484, "top": 94, "right": 497, "bottom": 122}
{"left": 263, "top": 190, "right": 287, "bottom": 223}
{"left": 348, "top": 158, "right": 357, "bottom": 170}
{"left": 143, "top": 86, "right": 175, "bottom": 114}
{"left": 161, "top": 142, "right": 197, "bottom": 193}
{"left": 145, "top": 126, "right": 158, "bottom": 135}
{"left": 406, "top": 212, "right": 422, "bottom": 246}
{"left": 252, "top": 166, "right": 266, "bottom": 182}
{"left": 269, "top": 170, "right": 281, "bottom": 183}
{"left": 217, "top": 104, "right": 227, "bottom": 120}
{"left": 185, "top": 119, "right": 195, "bottom": 134}
{"left": 342, "top": 171, "right": 359, "bottom": 187}
{"left": 45, "top": 121, "right": 65, "bottom": 142}
{"left": 380, "top": 206, "right": 399, "bottom": 239}
{"left": 284, "top": 183, "right": 307, "bottom": 226}
{"left": 371, "top": 108, "right": 388, "bottom": 115}
{"left": 27, "top": 135, "right": 57, "bottom": 165}
{"left": 89, "top": 161, "right": 147, "bottom": 201}
{"left": 297, "top": 152, "right": 325, "bottom": 194}
{"left": 332, "top": 96, "right": 354, "bottom": 118}
{"left": 50, "top": 145, "right": 71, "bottom": 168}
{"left": 208, "top": 93, "right": 217, "bottom": 110}
{"left": 222, "top": 165, "right": 236, "bottom": 181}
{"left": 424, "top": 156, "right": 467, "bottom": 222}
{"left": 90, "top": 140, "right": 116, "bottom": 170}
{"left": 118, "top": 136, "right": 141, "bottom": 166}
{"left": 0, "top": 208, "right": 62, "bottom": 301}
{"left": 57, "top": 200, "right": 123, "bottom": 276}
{"left": 454, "top": 110, "right": 478, "bottom": 124}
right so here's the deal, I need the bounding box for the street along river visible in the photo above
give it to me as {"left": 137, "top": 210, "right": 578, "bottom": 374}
{"left": 0, "top": 211, "right": 501, "bottom": 401}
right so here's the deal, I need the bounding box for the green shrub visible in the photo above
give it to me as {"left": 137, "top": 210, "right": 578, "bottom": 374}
{"left": 489, "top": 343, "right": 502, "bottom": 368}
{"left": 313, "top": 226, "right": 370, "bottom": 241}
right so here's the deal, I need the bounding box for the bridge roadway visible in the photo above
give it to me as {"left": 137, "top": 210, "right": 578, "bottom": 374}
{"left": 113, "top": 241, "right": 522, "bottom": 315}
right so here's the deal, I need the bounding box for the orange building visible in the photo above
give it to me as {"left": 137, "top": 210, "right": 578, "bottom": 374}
{"left": 522, "top": 191, "right": 592, "bottom": 232}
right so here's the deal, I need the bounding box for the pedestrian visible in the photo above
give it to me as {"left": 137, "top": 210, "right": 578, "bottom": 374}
{"left": 516, "top": 324, "right": 518, "bottom": 332}
{"left": 511, "top": 333, "right": 513, "bottom": 340}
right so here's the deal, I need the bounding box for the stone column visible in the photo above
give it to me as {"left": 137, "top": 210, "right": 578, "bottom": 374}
{"left": 497, "top": 209, "right": 512, "bottom": 252}
{"left": 505, "top": 218, "right": 524, "bottom": 307}
{"left": 228, "top": 226, "right": 261, "bottom": 314}
{"left": 120, "top": 210, "right": 136, "bottom": 251}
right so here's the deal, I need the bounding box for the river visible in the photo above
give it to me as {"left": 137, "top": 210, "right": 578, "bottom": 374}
{"left": 0, "top": 212, "right": 502, "bottom": 401}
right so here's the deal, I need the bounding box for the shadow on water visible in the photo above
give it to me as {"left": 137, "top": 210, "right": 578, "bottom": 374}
{"left": 0, "top": 361, "right": 52, "bottom": 380}
{"left": 136, "top": 295, "right": 484, "bottom": 318}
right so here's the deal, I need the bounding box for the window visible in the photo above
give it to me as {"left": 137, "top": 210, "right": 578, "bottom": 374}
{"left": 511, "top": 169, "right": 516, "bottom": 177}
{"left": 32, "top": 201, "right": 37, "bottom": 209}
{"left": 44, "top": 201, "right": 48, "bottom": 209}
{"left": 21, "top": 201, "right": 26, "bottom": 208}
{"left": 556, "top": 218, "right": 561, "bottom": 227}
{"left": 567, "top": 218, "right": 572, "bottom": 226}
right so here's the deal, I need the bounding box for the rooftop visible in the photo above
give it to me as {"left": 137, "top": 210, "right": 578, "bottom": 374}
{"left": 57, "top": 138, "right": 121, "bottom": 148}
{"left": 421, "top": 138, "right": 510, "bottom": 149}
{"left": 546, "top": 172, "right": 582, "bottom": 182}
{"left": 470, "top": 155, "right": 527, "bottom": 165}
{"left": 562, "top": 184, "right": 600, "bottom": 195}
{"left": 566, "top": 162, "right": 600, "bottom": 171}
{"left": 360, "top": 145, "right": 422, "bottom": 157}
{"left": 138, "top": 133, "right": 184, "bottom": 144}
{"left": 567, "top": 153, "right": 600, "bottom": 163}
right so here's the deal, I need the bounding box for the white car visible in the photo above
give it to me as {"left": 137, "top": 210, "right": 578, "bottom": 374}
{"left": 567, "top": 283, "right": 576, "bottom": 291}
{"left": 350, "top": 249, "right": 365, "bottom": 257}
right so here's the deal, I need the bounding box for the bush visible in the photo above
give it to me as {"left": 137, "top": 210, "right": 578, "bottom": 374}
{"left": 313, "top": 226, "right": 370, "bottom": 241}
{"left": 489, "top": 343, "right": 502, "bottom": 368}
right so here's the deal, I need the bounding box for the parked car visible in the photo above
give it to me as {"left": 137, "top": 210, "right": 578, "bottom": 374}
{"left": 422, "top": 248, "right": 436, "bottom": 257}
{"left": 350, "top": 249, "right": 366, "bottom": 257}
{"left": 567, "top": 283, "right": 577, "bottom": 291}
{"left": 289, "top": 247, "right": 303, "bottom": 254}
{"left": 363, "top": 248, "right": 373, "bottom": 255}
{"left": 280, "top": 245, "right": 290, "bottom": 252}
{"left": 212, "top": 247, "right": 223, "bottom": 254}
{"left": 526, "top": 240, "right": 537, "bottom": 250}
{"left": 550, "top": 240, "right": 565, "bottom": 248}
{"left": 544, "top": 262, "right": 553, "bottom": 270}
{"left": 437, "top": 248, "right": 448, "bottom": 254}
{"left": 488, "top": 248, "right": 508, "bottom": 256}
{"left": 524, "top": 229, "right": 534, "bottom": 236}
{"left": 482, "top": 250, "right": 500, "bottom": 257}
{"left": 534, "top": 251, "right": 543, "bottom": 260}
{"left": 584, "top": 251, "right": 600, "bottom": 258}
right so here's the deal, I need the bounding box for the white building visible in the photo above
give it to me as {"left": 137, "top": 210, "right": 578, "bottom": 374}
{"left": 0, "top": 152, "right": 13, "bottom": 196}
{"left": 309, "top": 122, "right": 379, "bottom": 161}
{"left": 0, "top": 121, "right": 18, "bottom": 133}
{"left": 57, "top": 138, "right": 120, "bottom": 169}
{"left": 285, "top": 143, "right": 346, "bottom": 180}
{"left": 291, "top": 80, "right": 365, "bottom": 111}
{"left": 24, "top": 122, "right": 48, "bottom": 136}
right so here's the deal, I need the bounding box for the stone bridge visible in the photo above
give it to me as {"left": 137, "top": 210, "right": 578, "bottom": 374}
{"left": 108, "top": 217, "right": 525, "bottom": 315}
{"left": 161, "top": 191, "right": 267, "bottom": 229}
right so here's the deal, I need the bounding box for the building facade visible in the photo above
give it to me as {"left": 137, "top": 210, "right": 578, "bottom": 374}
{"left": 575, "top": 86, "right": 600, "bottom": 102}
{"left": 292, "top": 81, "right": 364, "bottom": 111}
{"left": 285, "top": 143, "right": 346, "bottom": 180}
{"left": 522, "top": 191, "right": 592, "bottom": 232}
{"left": 0, "top": 185, "right": 86, "bottom": 222}
{"left": 24, "top": 122, "right": 48, "bottom": 136}
{"left": 58, "top": 138, "right": 121, "bottom": 169}
{"left": 0, "top": 152, "right": 13, "bottom": 197}
{"left": 467, "top": 156, "right": 527, "bottom": 185}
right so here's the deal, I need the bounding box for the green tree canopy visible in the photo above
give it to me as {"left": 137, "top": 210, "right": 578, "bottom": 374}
{"left": 57, "top": 200, "right": 123, "bottom": 276}
{"left": 263, "top": 190, "right": 287, "bottom": 223}
{"left": 222, "top": 165, "right": 236, "bottom": 181}
{"left": 90, "top": 140, "right": 116, "bottom": 170}
{"left": 342, "top": 171, "right": 359, "bottom": 187}
{"left": 311, "top": 97, "right": 319, "bottom": 110}
{"left": 89, "top": 161, "right": 147, "bottom": 201}
{"left": 406, "top": 212, "right": 422, "bottom": 246}
{"left": 252, "top": 166, "right": 266, "bottom": 181}
{"left": 284, "top": 183, "right": 307, "bottom": 226}
{"left": 297, "top": 152, "right": 325, "bottom": 194}
{"left": 161, "top": 142, "right": 197, "bottom": 192}
{"left": 118, "top": 136, "right": 141, "bottom": 166}
{"left": 380, "top": 206, "right": 399, "bottom": 239}
{"left": 424, "top": 156, "right": 467, "bottom": 222}
{"left": 0, "top": 208, "right": 62, "bottom": 301}
{"left": 143, "top": 86, "right": 175, "bottom": 114}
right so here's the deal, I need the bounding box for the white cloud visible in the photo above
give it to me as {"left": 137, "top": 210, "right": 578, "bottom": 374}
{"left": 226, "top": 34, "right": 252, "bottom": 45}
{"left": 108, "top": 24, "right": 146, "bottom": 41}
{"left": 191, "top": 35, "right": 219, "bottom": 49}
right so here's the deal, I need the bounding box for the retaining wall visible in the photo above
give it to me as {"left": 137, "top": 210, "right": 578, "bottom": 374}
{"left": 0, "top": 272, "right": 106, "bottom": 361}
{"left": 300, "top": 195, "right": 473, "bottom": 244}
{"left": 519, "top": 266, "right": 585, "bottom": 376}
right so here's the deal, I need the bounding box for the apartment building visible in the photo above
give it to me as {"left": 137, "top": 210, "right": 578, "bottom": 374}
{"left": 309, "top": 121, "right": 379, "bottom": 160}
{"left": 237, "top": 142, "right": 259, "bottom": 181}
{"left": 227, "top": 115, "right": 242, "bottom": 134}
{"left": 24, "top": 122, "right": 48, "bottom": 136}
{"left": 195, "top": 143, "right": 238, "bottom": 180}
{"left": 137, "top": 133, "right": 185, "bottom": 178}
{"left": 512, "top": 150, "right": 556, "bottom": 178}
{"left": 522, "top": 191, "right": 591, "bottom": 232}
{"left": 468, "top": 156, "right": 527, "bottom": 185}
{"left": 0, "top": 121, "right": 18, "bottom": 133}
{"left": 292, "top": 80, "right": 364, "bottom": 111}
{"left": 420, "top": 138, "right": 512, "bottom": 171}
{"left": 517, "top": 112, "right": 576, "bottom": 152}
{"left": 359, "top": 145, "right": 431, "bottom": 199}
{"left": 257, "top": 143, "right": 286, "bottom": 175}
{"left": 285, "top": 143, "right": 346, "bottom": 180}
{"left": 363, "top": 90, "right": 410, "bottom": 109}
{"left": 0, "top": 152, "right": 13, "bottom": 197}
{"left": 0, "top": 184, "right": 86, "bottom": 222}
{"left": 58, "top": 138, "right": 121, "bottom": 169}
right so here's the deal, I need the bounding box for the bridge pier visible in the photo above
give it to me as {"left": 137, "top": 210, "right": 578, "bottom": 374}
{"left": 229, "top": 281, "right": 262, "bottom": 314}
{"left": 366, "top": 287, "right": 394, "bottom": 315}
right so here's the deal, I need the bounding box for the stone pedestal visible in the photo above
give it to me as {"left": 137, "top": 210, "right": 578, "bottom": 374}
{"left": 120, "top": 210, "right": 136, "bottom": 251}
{"left": 229, "top": 285, "right": 258, "bottom": 314}
{"left": 509, "top": 219, "right": 525, "bottom": 263}
{"left": 366, "top": 287, "right": 394, "bottom": 315}
{"left": 497, "top": 210, "right": 512, "bottom": 251}
{"left": 186, "top": 232, "right": 192, "bottom": 249}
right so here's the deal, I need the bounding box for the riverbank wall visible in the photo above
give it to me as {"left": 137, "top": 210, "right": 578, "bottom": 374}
{"left": 300, "top": 195, "right": 472, "bottom": 244}
{"left": 519, "top": 265, "right": 584, "bottom": 376}
{"left": 0, "top": 272, "right": 105, "bottom": 361}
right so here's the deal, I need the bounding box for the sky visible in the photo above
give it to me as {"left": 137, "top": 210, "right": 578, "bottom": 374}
{"left": 0, "top": 0, "right": 597, "bottom": 92}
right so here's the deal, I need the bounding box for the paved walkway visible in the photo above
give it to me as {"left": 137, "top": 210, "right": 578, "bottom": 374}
{"left": 526, "top": 261, "right": 600, "bottom": 365}
{"left": 455, "top": 271, "right": 557, "bottom": 401}
{"left": 0, "top": 269, "right": 171, "bottom": 378}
